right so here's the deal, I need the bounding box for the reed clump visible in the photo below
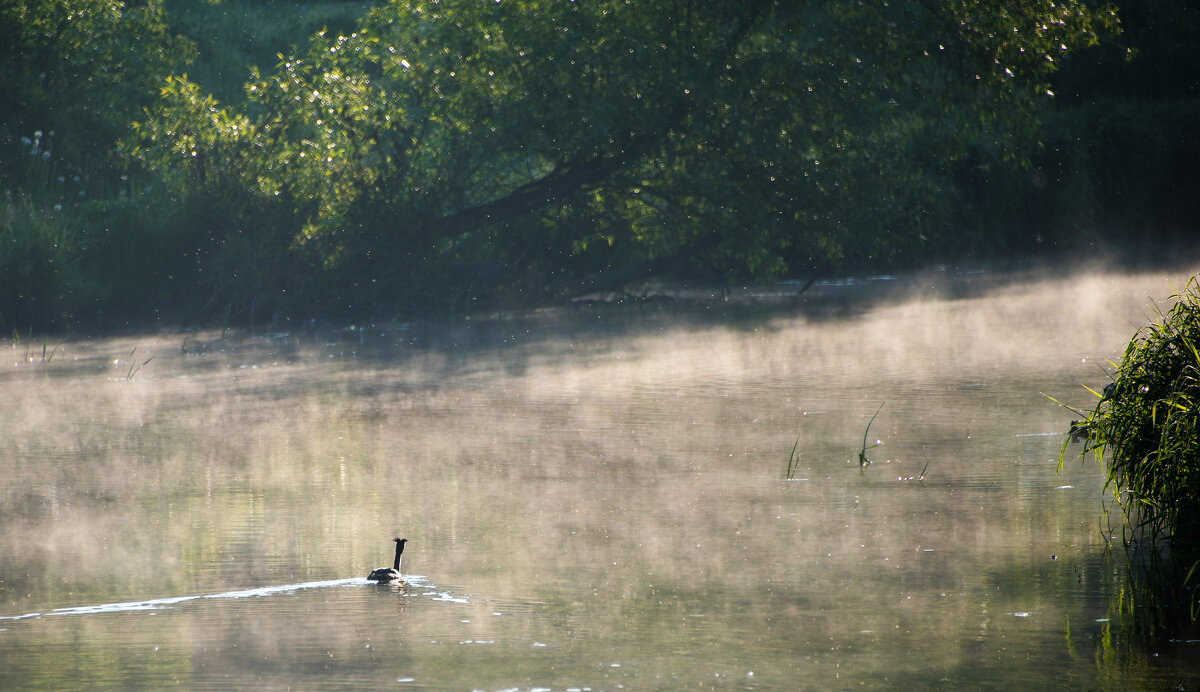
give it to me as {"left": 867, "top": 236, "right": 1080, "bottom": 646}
{"left": 1064, "top": 276, "right": 1200, "bottom": 616}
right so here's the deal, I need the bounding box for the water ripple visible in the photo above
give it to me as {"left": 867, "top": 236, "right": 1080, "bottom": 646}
{"left": 0, "top": 575, "right": 448, "bottom": 621}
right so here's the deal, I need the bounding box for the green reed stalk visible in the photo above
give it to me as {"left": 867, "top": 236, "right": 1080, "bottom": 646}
{"left": 785, "top": 435, "right": 801, "bottom": 480}
{"left": 859, "top": 402, "right": 885, "bottom": 467}
{"left": 123, "top": 347, "right": 153, "bottom": 381}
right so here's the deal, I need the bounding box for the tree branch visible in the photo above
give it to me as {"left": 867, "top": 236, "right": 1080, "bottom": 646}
{"left": 426, "top": 0, "right": 782, "bottom": 235}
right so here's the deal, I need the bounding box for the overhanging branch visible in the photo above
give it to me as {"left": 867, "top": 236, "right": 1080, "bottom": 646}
{"left": 426, "top": 0, "right": 782, "bottom": 235}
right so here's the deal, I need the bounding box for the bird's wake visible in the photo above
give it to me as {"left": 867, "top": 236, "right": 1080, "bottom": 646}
{"left": 0, "top": 575, "right": 433, "bottom": 621}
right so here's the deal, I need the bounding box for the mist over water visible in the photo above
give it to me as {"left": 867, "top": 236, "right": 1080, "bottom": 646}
{"left": 2, "top": 265, "right": 1199, "bottom": 689}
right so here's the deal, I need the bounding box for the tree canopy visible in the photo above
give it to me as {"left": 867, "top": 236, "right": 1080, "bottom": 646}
{"left": 8, "top": 0, "right": 1197, "bottom": 328}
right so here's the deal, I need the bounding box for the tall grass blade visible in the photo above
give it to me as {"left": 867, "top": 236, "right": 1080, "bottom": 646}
{"left": 859, "top": 402, "right": 885, "bottom": 467}
{"left": 785, "top": 435, "right": 800, "bottom": 480}
{"left": 123, "top": 347, "right": 154, "bottom": 381}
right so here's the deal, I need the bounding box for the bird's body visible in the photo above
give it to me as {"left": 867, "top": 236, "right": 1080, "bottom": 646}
{"left": 366, "top": 566, "right": 401, "bottom": 582}
{"left": 367, "top": 538, "right": 407, "bottom": 583}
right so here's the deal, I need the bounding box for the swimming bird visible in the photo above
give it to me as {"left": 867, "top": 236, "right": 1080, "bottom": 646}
{"left": 367, "top": 538, "right": 407, "bottom": 583}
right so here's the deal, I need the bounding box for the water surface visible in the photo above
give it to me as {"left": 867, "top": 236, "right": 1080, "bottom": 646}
{"left": 3, "top": 266, "right": 1199, "bottom": 689}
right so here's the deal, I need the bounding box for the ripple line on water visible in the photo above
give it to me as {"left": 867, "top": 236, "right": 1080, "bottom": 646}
{"left": 0, "top": 575, "right": 438, "bottom": 621}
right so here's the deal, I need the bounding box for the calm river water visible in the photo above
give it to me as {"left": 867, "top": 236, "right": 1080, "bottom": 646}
{"left": 2, "top": 265, "right": 1199, "bottom": 690}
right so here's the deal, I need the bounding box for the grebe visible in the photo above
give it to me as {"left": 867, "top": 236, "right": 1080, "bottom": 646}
{"left": 367, "top": 538, "right": 407, "bottom": 582}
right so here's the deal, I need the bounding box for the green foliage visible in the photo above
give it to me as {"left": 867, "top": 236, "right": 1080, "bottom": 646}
{"left": 1064, "top": 277, "right": 1200, "bottom": 601}
{"left": 160, "top": 0, "right": 366, "bottom": 107}
{"left": 12, "top": 0, "right": 1196, "bottom": 329}
{"left": 0, "top": 0, "right": 195, "bottom": 167}
{"left": 0, "top": 0, "right": 196, "bottom": 327}
{"left": 1033, "top": 97, "right": 1200, "bottom": 244}
{"left": 0, "top": 191, "right": 88, "bottom": 328}
{"left": 129, "top": 76, "right": 255, "bottom": 194}
{"left": 124, "top": 0, "right": 1121, "bottom": 317}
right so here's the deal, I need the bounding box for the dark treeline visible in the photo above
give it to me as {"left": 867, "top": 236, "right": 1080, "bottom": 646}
{"left": 2, "top": 0, "right": 1197, "bottom": 331}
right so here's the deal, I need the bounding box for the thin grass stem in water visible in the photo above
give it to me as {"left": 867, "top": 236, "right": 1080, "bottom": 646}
{"left": 785, "top": 434, "right": 801, "bottom": 480}
{"left": 859, "top": 402, "right": 885, "bottom": 467}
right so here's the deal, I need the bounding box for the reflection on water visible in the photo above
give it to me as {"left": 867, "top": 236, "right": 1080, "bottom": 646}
{"left": 2, "top": 266, "right": 1200, "bottom": 689}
